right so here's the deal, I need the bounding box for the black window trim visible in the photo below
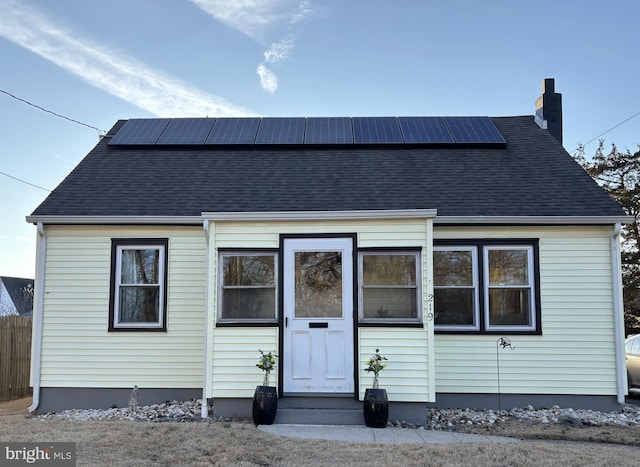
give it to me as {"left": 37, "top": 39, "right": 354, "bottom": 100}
{"left": 434, "top": 238, "right": 542, "bottom": 335}
{"left": 216, "top": 248, "right": 279, "bottom": 327}
{"left": 357, "top": 246, "right": 424, "bottom": 327}
{"left": 108, "top": 238, "right": 169, "bottom": 332}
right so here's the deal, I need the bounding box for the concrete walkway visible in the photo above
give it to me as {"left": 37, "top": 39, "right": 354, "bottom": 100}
{"left": 258, "top": 424, "right": 519, "bottom": 444}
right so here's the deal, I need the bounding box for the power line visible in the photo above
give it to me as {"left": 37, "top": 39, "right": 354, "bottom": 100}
{"left": 583, "top": 110, "right": 640, "bottom": 146}
{"left": 0, "top": 88, "right": 106, "bottom": 194}
{"left": 573, "top": 110, "right": 640, "bottom": 155}
{"left": 0, "top": 170, "right": 52, "bottom": 192}
{"left": 0, "top": 88, "right": 106, "bottom": 136}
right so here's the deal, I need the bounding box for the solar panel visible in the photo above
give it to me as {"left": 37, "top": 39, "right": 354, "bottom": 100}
{"left": 305, "top": 117, "right": 353, "bottom": 144}
{"left": 398, "top": 117, "right": 454, "bottom": 144}
{"left": 255, "top": 118, "right": 305, "bottom": 144}
{"left": 156, "top": 118, "right": 215, "bottom": 144}
{"left": 352, "top": 117, "right": 403, "bottom": 144}
{"left": 444, "top": 117, "right": 506, "bottom": 144}
{"left": 108, "top": 116, "right": 506, "bottom": 146}
{"left": 206, "top": 118, "right": 260, "bottom": 144}
{"left": 108, "top": 119, "right": 171, "bottom": 145}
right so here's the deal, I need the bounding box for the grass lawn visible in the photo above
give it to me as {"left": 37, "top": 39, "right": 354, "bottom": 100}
{"left": 2, "top": 398, "right": 639, "bottom": 466}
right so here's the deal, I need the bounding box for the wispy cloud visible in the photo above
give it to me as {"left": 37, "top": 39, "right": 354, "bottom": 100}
{"left": 0, "top": 0, "right": 255, "bottom": 117}
{"left": 263, "top": 36, "right": 295, "bottom": 64}
{"left": 256, "top": 64, "right": 278, "bottom": 94}
{"left": 191, "top": 0, "right": 308, "bottom": 43}
{"left": 192, "top": 0, "right": 313, "bottom": 93}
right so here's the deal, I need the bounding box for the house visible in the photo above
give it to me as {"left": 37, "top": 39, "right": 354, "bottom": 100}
{"left": 0, "top": 276, "right": 34, "bottom": 317}
{"left": 26, "top": 79, "right": 633, "bottom": 423}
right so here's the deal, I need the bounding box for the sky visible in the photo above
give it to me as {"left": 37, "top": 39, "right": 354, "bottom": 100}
{"left": 1, "top": 0, "right": 639, "bottom": 279}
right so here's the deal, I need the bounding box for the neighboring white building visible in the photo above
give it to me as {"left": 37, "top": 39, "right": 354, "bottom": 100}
{"left": 0, "top": 276, "right": 34, "bottom": 317}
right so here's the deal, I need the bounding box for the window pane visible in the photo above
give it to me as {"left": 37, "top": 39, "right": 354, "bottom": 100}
{"left": 223, "top": 256, "right": 275, "bottom": 286}
{"left": 363, "top": 255, "right": 416, "bottom": 286}
{"left": 434, "top": 288, "right": 475, "bottom": 325}
{"left": 363, "top": 288, "right": 417, "bottom": 319}
{"left": 119, "top": 287, "right": 159, "bottom": 323}
{"left": 434, "top": 250, "right": 473, "bottom": 286}
{"left": 488, "top": 249, "right": 529, "bottom": 286}
{"left": 121, "top": 249, "right": 159, "bottom": 284}
{"left": 221, "top": 288, "right": 276, "bottom": 320}
{"left": 488, "top": 288, "right": 531, "bottom": 326}
{"left": 295, "top": 251, "right": 342, "bottom": 318}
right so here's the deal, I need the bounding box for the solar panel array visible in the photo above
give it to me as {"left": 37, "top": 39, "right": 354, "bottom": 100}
{"left": 108, "top": 116, "right": 506, "bottom": 146}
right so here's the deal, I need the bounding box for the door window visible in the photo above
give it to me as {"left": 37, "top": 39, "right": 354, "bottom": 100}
{"left": 294, "top": 251, "right": 342, "bottom": 318}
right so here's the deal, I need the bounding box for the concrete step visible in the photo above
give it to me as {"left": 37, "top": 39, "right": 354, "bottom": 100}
{"left": 274, "top": 396, "right": 364, "bottom": 425}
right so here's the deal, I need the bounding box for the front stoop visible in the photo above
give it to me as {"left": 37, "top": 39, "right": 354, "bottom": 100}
{"left": 274, "top": 397, "right": 363, "bottom": 425}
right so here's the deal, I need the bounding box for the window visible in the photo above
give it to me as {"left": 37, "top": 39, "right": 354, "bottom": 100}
{"left": 218, "top": 252, "right": 277, "bottom": 323}
{"left": 434, "top": 247, "right": 479, "bottom": 330}
{"left": 434, "top": 240, "right": 540, "bottom": 333}
{"left": 109, "top": 239, "right": 168, "bottom": 331}
{"left": 485, "top": 246, "right": 534, "bottom": 329}
{"left": 359, "top": 250, "right": 421, "bottom": 324}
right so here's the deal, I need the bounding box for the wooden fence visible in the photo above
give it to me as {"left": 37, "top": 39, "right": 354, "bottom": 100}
{"left": 0, "top": 315, "right": 32, "bottom": 401}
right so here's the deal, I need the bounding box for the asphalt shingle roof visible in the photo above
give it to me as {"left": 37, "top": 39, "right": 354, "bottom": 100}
{"left": 30, "top": 116, "right": 625, "bottom": 218}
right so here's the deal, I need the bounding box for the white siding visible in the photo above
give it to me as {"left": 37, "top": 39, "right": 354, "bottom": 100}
{"left": 211, "top": 328, "right": 278, "bottom": 397}
{"left": 208, "top": 219, "right": 434, "bottom": 401}
{"left": 434, "top": 226, "right": 618, "bottom": 395}
{"left": 40, "top": 226, "right": 206, "bottom": 388}
{"left": 359, "top": 328, "right": 429, "bottom": 402}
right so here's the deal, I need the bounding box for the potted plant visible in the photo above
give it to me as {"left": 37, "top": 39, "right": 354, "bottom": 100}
{"left": 252, "top": 349, "right": 278, "bottom": 425}
{"left": 363, "top": 348, "right": 389, "bottom": 428}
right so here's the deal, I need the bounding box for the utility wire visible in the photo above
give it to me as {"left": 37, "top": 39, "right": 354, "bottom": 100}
{"left": 0, "top": 88, "right": 106, "bottom": 136}
{"left": 0, "top": 88, "right": 106, "bottom": 193}
{"left": 572, "top": 109, "right": 640, "bottom": 155}
{"left": 0, "top": 170, "right": 51, "bottom": 192}
{"left": 583, "top": 110, "right": 640, "bottom": 146}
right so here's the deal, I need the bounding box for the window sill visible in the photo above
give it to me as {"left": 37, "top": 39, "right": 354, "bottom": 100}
{"left": 217, "top": 321, "right": 279, "bottom": 327}
{"left": 108, "top": 326, "right": 167, "bottom": 332}
{"left": 358, "top": 321, "right": 424, "bottom": 328}
{"left": 435, "top": 329, "right": 541, "bottom": 335}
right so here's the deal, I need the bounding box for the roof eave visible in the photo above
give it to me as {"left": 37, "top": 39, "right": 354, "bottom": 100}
{"left": 25, "top": 215, "right": 204, "bottom": 225}
{"left": 202, "top": 209, "right": 438, "bottom": 221}
{"left": 435, "top": 215, "right": 635, "bottom": 225}
{"left": 25, "top": 213, "right": 633, "bottom": 225}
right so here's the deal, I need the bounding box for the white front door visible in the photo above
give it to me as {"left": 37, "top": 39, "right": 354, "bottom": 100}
{"left": 283, "top": 237, "right": 355, "bottom": 393}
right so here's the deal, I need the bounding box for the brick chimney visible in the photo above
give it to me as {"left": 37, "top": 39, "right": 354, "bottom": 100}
{"left": 535, "top": 78, "right": 563, "bottom": 145}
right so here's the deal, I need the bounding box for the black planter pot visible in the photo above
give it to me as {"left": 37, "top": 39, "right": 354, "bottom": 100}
{"left": 363, "top": 388, "right": 388, "bottom": 428}
{"left": 252, "top": 385, "right": 278, "bottom": 425}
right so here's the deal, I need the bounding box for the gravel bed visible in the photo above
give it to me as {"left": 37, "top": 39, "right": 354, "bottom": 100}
{"left": 36, "top": 399, "right": 640, "bottom": 430}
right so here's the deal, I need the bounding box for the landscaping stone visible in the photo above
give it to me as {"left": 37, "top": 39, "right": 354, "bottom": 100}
{"left": 37, "top": 399, "right": 640, "bottom": 431}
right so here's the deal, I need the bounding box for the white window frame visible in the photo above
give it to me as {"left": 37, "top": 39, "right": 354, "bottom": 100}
{"left": 484, "top": 245, "right": 536, "bottom": 332}
{"left": 217, "top": 251, "right": 278, "bottom": 324}
{"left": 433, "top": 246, "right": 480, "bottom": 331}
{"left": 358, "top": 250, "right": 422, "bottom": 324}
{"left": 434, "top": 240, "right": 540, "bottom": 334}
{"left": 112, "top": 241, "right": 167, "bottom": 330}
